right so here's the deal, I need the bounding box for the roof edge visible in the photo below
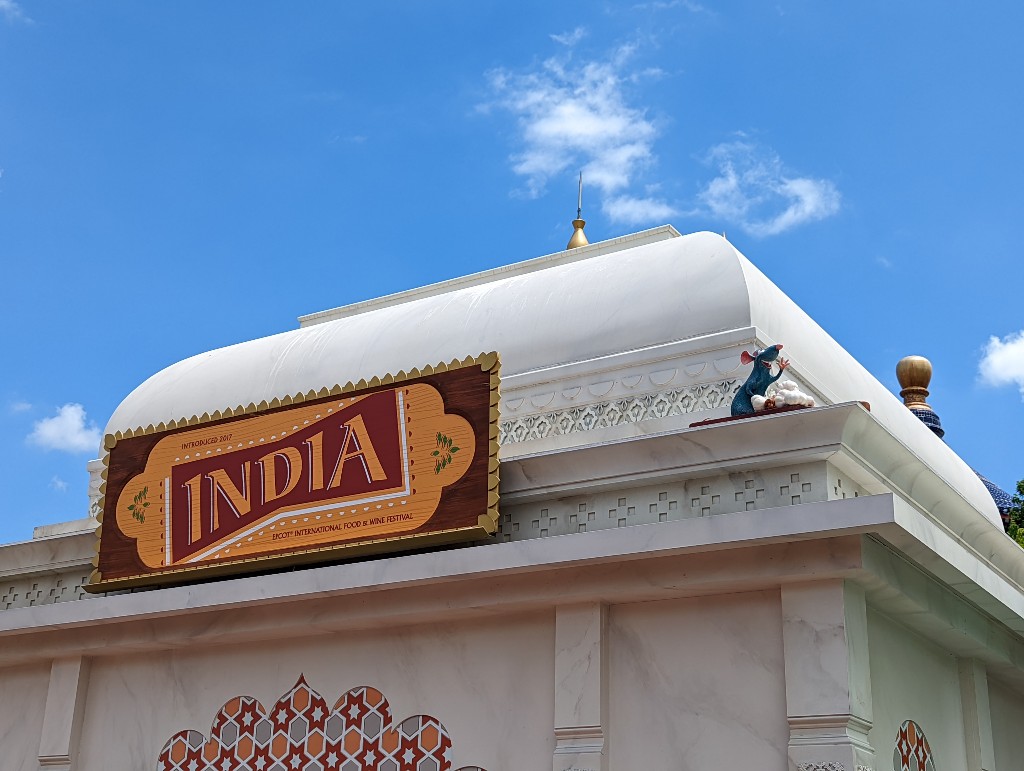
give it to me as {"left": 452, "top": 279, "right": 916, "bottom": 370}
{"left": 298, "top": 225, "right": 683, "bottom": 327}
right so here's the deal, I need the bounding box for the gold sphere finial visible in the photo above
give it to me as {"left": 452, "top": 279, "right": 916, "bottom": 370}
{"left": 567, "top": 218, "right": 588, "bottom": 249}
{"left": 896, "top": 355, "right": 933, "bottom": 412}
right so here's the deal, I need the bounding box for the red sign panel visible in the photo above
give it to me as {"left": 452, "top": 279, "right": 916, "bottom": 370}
{"left": 88, "top": 355, "right": 500, "bottom": 590}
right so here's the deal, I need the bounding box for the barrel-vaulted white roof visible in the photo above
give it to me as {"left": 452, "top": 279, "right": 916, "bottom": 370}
{"left": 107, "top": 226, "right": 1001, "bottom": 528}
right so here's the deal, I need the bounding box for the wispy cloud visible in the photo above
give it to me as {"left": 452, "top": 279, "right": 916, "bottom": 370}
{"left": 979, "top": 331, "right": 1024, "bottom": 398}
{"left": 50, "top": 476, "right": 68, "bottom": 493}
{"left": 875, "top": 256, "right": 893, "bottom": 269}
{"left": 550, "top": 27, "right": 587, "bottom": 47}
{"left": 28, "top": 404, "right": 101, "bottom": 454}
{"left": 604, "top": 195, "right": 678, "bottom": 225}
{"left": 483, "top": 43, "right": 676, "bottom": 225}
{"left": 697, "top": 140, "right": 840, "bottom": 237}
{"left": 328, "top": 133, "right": 367, "bottom": 145}
{"left": 632, "top": 0, "right": 709, "bottom": 12}
{"left": 8, "top": 400, "right": 31, "bottom": 414}
{"left": 0, "top": 0, "right": 31, "bottom": 24}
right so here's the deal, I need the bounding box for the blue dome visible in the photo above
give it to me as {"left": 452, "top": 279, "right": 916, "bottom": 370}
{"left": 902, "top": 402, "right": 1010, "bottom": 524}
{"left": 975, "top": 472, "right": 1013, "bottom": 515}
{"left": 910, "top": 408, "right": 944, "bottom": 439}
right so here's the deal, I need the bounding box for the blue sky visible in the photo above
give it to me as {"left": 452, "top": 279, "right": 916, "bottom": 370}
{"left": 1, "top": 1, "right": 1022, "bottom": 544}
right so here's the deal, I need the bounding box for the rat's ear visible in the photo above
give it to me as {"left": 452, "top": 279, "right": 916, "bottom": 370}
{"left": 740, "top": 351, "right": 755, "bottom": 365}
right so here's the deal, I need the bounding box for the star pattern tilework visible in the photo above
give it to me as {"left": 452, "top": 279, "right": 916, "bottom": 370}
{"left": 156, "top": 676, "right": 488, "bottom": 771}
{"left": 893, "top": 720, "right": 935, "bottom": 771}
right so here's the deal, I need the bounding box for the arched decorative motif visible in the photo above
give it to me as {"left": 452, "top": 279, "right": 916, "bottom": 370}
{"left": 157, "top": 676, "right": 487, "bottom": 771}
{"left": 893, "top": 719, "right": 935, "bottom": 771}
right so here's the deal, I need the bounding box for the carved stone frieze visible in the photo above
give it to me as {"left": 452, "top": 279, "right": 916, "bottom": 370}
{"left": 497, "top": 462, "right": 868, "bottom": 543}
{"left": 1, "top": 570, "right": 93, "bottom": 610}
{"left": 500, "top": 380, "right": 739, "bottom": 444}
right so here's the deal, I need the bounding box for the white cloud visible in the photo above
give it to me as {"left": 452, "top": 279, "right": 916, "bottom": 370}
{"left": 979, "top": 331, "right": 1024, "bottom": 398}
{"left": 0, "top": 0, "right": 31, "bottom": 24}
{"left": 328, "top": 133, "right": 367, "bottom": 145}
{"left": 484, "top": 44, "right": 675, "bottom": 226}
{"left": 604, "top": 195, "right": 678, "bottom": 225}
{"left": 550, "top": 27, "right": 587, "bottom": 47}
{"left": 8, "top": 400, "right": 31, "bottom": 413}
{"left": 28, "top": 404, "right": 102, "bottom": 454}
{"left": 50, "top": 476, "right": 68, "bottom": 493}
{"left": 697, "top": 140, "right": 841, "bottom": 237}
{"left": 633, "top": 0, "right": 708, "bottom": 12}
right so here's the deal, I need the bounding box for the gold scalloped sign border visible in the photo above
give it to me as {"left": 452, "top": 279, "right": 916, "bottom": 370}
{"left": 86, "top": 352, "right": 500, "bottom": 591}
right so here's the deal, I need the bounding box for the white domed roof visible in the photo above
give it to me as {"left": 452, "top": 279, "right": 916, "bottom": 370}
{"left": 107, "top": 227, "right": 1001, "bottom": 529}
{"left": 109, "top": 228, "right": 748, "bottom": 431}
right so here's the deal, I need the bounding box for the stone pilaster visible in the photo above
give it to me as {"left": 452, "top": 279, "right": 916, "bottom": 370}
{"left": 553, "top": 603, "right": 607, "bottom": 771}
{"left": 38, "top": 656, "right": 91, "bottom": 769}
{"left": 782, "top": 581, "right": 876, "bottom": 771}
{"left": 958, "top": 658, "right": 995, "bottom": 771}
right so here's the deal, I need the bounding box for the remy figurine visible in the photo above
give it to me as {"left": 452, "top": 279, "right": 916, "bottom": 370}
{"left": 731, "top": 344, "right": 790, "bottom": 416}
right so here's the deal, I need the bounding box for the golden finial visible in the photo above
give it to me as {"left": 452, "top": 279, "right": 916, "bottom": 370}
{"left": 567, "top": 219, "right": 588, "bottom": 249}
{"left": 567, "top": 171, "right": 589, "bottom": 249}
{"left": 896, "top": 355, "right": 933, "bottom": 411}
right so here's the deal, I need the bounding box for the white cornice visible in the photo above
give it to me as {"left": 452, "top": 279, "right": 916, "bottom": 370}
{"left": 297, "top": 225, "right": 681, "bottom": 327}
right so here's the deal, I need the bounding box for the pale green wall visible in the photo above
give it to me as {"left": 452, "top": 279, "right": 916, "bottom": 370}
{"left": 989, "top": 679, "right": 1024, "bottom": 771}
{"left": 867, "top": 608, "right": 967, "bottom": 770}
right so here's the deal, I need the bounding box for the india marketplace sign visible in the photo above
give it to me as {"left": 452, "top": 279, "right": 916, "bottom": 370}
{"left": 87, "top": 354, "right": 500, "bottom": 590}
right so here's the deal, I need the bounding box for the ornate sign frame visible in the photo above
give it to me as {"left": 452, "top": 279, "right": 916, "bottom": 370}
{"left": 87, "top": 353, "right": 500, "bottom": 591}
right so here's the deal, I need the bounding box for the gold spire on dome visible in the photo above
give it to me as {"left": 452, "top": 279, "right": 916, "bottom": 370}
{"left": 567, "top": 171, "right": 589, "bottom": 249}
{"left": 896, "top": 355, "right": 934, "bottom": 411}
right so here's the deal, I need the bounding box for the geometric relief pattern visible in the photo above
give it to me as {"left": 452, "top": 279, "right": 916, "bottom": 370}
{"left": 499, "top": 380, "right": 738, "bottom": 444}
{"left": 157, "top": 676, "right": 487, "bottom": 771}
{"left": 893, "top": 720, "right": 935, "bottom": 771}
{"left": 496, "top": 462, "right": 835, "bottom": 544}
{"left": 1, "top": 571, "right": 93, "bottom": 611}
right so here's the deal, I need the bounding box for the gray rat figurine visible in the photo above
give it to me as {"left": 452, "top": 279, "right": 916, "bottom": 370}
{"left": 730, "top": 344, "right": 789, "bottom": 416}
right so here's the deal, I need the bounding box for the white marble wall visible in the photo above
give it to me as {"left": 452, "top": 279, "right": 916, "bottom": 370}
{"left": 0, "top": 662, "right": 51, "bottom": 771}
{"left": 607, "top": 591, "right": 790, "bottom": 770}
{"left": 867, "top": 608, "right": 968, "bottom": 769}
{"left": 6, "top": 577, "right": 1024, "bottom": 770}
{"left": 73, "top": 612, "right": 554, "bottom": 771}
{"left": 4, "top": 486, "right": 1024, "bottom": 770}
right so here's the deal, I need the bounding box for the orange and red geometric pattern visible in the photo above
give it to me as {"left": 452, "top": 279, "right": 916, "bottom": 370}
{"left": 156, "top": 676, "right": 487, "bottom": 771}
{"left": 893, "top": 719, "right": 935, "bottom": 771}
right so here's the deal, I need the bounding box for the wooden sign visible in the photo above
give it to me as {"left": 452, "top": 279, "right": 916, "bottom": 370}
{"left": 87, "top": 354, "right": 500, "bottom": 591}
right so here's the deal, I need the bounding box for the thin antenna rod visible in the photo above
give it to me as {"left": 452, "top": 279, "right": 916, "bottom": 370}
{"left": 577, "top": 171, "right": 583, "bottom": 220}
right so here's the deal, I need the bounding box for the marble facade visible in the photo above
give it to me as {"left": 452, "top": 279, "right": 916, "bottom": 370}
{"left": 2, "top": 228, "right": 1023, "bottom": 770}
